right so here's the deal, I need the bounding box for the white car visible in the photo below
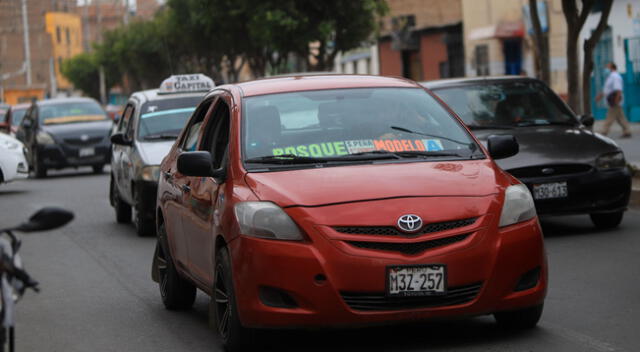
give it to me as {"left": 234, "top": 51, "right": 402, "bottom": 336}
{"left": 0, "top": 132, "right": 28, "bottom": 183}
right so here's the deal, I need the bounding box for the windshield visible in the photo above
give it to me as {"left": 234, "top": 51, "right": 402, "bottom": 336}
{"left": 138, "top": 97, "right": 201, "bottom": 140}
{"left": 11, "top": 108, "right": 27, "bottom": 126}
{"left": 433, "top": 81, "right": 577, "bottom": 128}
{"left": 242, "top": 87, "right": 481, "bottom": 169}
{"left": 40, "top": 101, "right": 108, "bottom": 125}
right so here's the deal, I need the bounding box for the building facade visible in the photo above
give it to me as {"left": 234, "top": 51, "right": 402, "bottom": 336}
{"left": 45, "top": 12, "right": 83, "bottom": 91}
{"left": 376, "top": 0, "right": 464, "bottom": 82}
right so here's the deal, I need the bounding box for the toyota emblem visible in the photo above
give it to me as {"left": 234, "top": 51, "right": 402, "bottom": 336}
{"left": 80, "top": 134, "right": 89, "bottom": 142}
{"left": 397, "top": 214, "right": 423, "bottom": 233}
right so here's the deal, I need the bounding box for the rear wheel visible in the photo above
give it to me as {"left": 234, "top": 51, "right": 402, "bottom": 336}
{"left": 211, "top": 247, "right": 254, "bottom": 352}
{"left": 156, "top": 223, "right": 196, "bottom": 310}
{"left": 590, "top": 212, "right": 624, "bottom": 229}
{"left": 494, "top": 304, "right": 543, "bottom": 330}
{"left": 110, "top": 175, "right": 131, "bottom": 223}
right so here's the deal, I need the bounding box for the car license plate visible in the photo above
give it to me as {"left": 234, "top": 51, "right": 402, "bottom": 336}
{"left": 79, "top": 147, "right": 95, "bottom": 157}
{"left": 533, "top": 182, "right": 568, "bottom": 200}
{"left": 387, "top": 265, "right": 446, "bottom": 297}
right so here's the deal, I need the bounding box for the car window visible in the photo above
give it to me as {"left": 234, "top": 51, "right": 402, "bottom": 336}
{"left": 11, "top": 108, "right": 27, "bottom": 126}
{"left": 181, "top": 98, "right": 214, "bottom": 151}
{"left": 433, "top": 81, "right": 576, "bottom": 127}
{"left": 242, "top": 87, "right": 479, "bottom": 167}
{"left": 137, "top": 97, "right": 201, "bottom": 140}
{"left": 124, "top": 104, "right": 137, "bottom": 140}
{"left": 38, "top": 101, "right": 108, "bottom": 125}
{"left": 117, "top": 104, "right": 135, "bottom": 134}
{"left": 201, "top": 99, "right": 230, "bottom": 170}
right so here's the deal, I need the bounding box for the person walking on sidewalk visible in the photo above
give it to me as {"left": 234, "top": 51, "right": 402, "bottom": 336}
{"left": 597, "top": 62, "right": 632, "bottom": 138}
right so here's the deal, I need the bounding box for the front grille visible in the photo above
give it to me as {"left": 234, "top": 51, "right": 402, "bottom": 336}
{"left": 346, "top": 233, "right": 470, "bottom": 255}
{"left": 63, "top": 136, "right": 104, "bottom": 146}
{"left": 334, "top": 217, "right": 477, "bottom": 237}
{"left": 508, "top": 164, "right": 592, "bottom": 178}
{"left": 341, "top": 282, "right": 482, "bottom": 311}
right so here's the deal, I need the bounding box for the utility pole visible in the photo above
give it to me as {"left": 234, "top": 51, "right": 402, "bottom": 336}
{"left": 21, "top": 0, "right": 32, "bottom": 86}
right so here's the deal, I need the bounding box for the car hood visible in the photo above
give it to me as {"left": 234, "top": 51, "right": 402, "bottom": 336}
{"left": 43, "top": 120, "right": 113, "bottom": 139}
{"left": 137, "top": 140, "right": 175, "bottom": 165}
{"left": 472, "top": 125, "right": 620, "bottom": 170}
{"left": 244, "top": 159, "right": 503, "bottom": 207}
{"left": 0, "top": 132, "right": 22, "bottom": 146}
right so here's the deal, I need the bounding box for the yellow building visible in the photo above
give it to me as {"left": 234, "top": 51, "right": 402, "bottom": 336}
{"left": 45, "top": 12, "right": 83, "bottom": 91}
{"left": 462, "top": 0, "right": 568, "bottom": 98}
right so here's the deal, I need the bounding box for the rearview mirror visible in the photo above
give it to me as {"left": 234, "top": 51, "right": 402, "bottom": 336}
{"left": 580, "top": 115, "right": 595, "bottom": 127}
{"left": 16, "top": 207, "right": 74, "bottom": 232}
{"left": 110, "top": 133, "right": 132, "bottom": 146}
{"left": 177, "top": 151, "right": 226, "bottom": 181}
{"left": 487, "top": 135, "right": 519, "bottom": 160}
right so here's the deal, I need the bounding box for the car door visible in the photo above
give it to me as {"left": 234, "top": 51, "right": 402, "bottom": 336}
{"left": 182, "top": 96, "right": 230, "bottom": 287}
{"left": 115, "top": 103, "right": 136, "bottom": 204}
{"left": 164, "top": 98, "right": 214, "bottom": 269}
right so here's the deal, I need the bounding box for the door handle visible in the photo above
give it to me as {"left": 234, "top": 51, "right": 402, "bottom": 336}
{"left": 182, "top": 184, "right": 191, "bottom": 193}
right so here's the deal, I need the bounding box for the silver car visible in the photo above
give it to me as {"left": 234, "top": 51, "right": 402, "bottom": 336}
{"left": 109, "top": 74, "right": 214, "bottom": 236}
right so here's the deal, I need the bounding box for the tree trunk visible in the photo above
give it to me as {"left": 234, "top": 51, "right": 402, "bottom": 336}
{"left": 566, "top": 32, "right": 581, "bottom": 113}
{"left": 581, "top": 0, "right": 613, "bottom": 116}
{"left": 529, "top": 0, "right": 550, "bottom": 84}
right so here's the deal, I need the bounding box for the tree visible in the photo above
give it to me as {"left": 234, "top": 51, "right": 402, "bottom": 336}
{"left": 581, "top": 0, "right": 612, "bottom": 116}
{"left": 61, "top": 53, "right": 101, "bottom": 100}
{"left": 529, "top": 0, "right": 550, "bottom": 85}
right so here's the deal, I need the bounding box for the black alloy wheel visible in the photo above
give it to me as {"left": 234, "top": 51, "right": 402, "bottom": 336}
{"left": 110, "top": 175, "right": 131, "bottom": 223}
{"left": 156, "top": 223, "right": 196, "bottom": 310}
{"left": 590, "top": 211, "right": 624, "bottom": 230}
{"left": 211, "top": 248, "right": 254, "bottom": 351}
{"left": 494, "top": 304, "right": 543, "bottom": 329}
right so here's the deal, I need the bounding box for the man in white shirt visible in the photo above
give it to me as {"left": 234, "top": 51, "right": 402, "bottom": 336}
{"left": 597, "top": 62, "right": 631, "bottom": 137}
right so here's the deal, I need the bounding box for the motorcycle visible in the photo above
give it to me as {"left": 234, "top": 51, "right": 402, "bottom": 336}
{"left": 0, "top": 207, "right": 73, "bottom": 352}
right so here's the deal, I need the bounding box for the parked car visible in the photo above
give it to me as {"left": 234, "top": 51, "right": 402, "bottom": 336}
{"left": 0, "top": 103, "right": 9, "bottom": 133}
{"left": 0, "top": 132, "right": 29, "bottom": 184}
{"left": 422, "top": 77, "right": 631, "bottom": 229}
{"left": 15, "top": 97, "right": 112, "bottom": 178}
{"left": 1, "top": 103, "right": 30, "bottom": 136}
{"left": 152, "top": 74, "right": 547, "bottom": 351}
{"left": 109, "top": 74, "right": 214, "bottom": 236}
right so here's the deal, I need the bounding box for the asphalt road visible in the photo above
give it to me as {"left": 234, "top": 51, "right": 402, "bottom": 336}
{"left": 0, "top": 168, "right": 638, "bottom": 352}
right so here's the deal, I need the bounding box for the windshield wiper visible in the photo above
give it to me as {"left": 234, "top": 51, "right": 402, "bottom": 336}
{"left": 516, "top": 121, "right": 576, "bottom": 127}
{"left": 390, "top": 125, "right": 478, "bottom": 151}
{"left": 466, "top": 124, "right": 515, "bottom": 130}
{"left": 245, "top": 152, "right": 401, "bottom": 165}
{"left": 143, "top": 133, "right": 179, "bottom": 141}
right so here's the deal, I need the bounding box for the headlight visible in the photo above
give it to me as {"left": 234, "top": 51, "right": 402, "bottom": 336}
{"left": 1, "top": 140, "right": 20, "bottom": 150}
{"left": 499, "top": 184, "right": 537, "bottom": 227}
{"left": 234, "top": 202, "right": 304, "bottom": 240}
{"left": 595, "top": 151, "right": 625, "bottom": 169}
{"left": 141, "top": 165, "right": 160, "bottom": 182}
{"left": 36, "top": 131, "right": 55, "bottom": 145}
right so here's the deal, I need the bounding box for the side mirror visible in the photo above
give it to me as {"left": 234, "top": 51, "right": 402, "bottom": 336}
{"left": 15, "top": 207, "right": 74, "bottom": 232}
{"left": 113, "top": 114, "right": 121, "bottom": 124}
{"left": 110, "top": 132, "right": 132, "bottom": 146}
{"left": 487, "top": 135, "right": 519, "bottom": 160}
{"left": 177, "top": 151, "right": 226, "bottom": 181}
{"left": 580, "top": 115, "right": 595, "bottom": 127}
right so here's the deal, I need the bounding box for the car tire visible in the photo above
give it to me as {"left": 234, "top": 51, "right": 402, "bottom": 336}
{"left": 110, "top": 176, "right": 131, "bottom": 223}
{"left": 92, "top": 164, "right": 104, "bottom": 174}
{"left": 134, "top": 190, "right": 155, "bottom": 237}
{"left": 494, "top": 304, "right": 543, "bottom": 329}
{"left": 156, "top": 223, "right": 196, "bottom": 310}
{"left": 211, "top": 247, "right": 255, "bottom": 352}
{"left": 590, "top": 212, "right": 624, "bottom": 229}
{"left": 33, "top": 150, "right": 47, "bottom": 179}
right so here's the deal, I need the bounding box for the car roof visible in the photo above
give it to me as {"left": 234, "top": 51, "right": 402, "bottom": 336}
{"left": 37, "top": 97, "right": 100, "bottom": 106}
{"left": 129, "top": 89, "right": 207, "bottom": 104}
{"left": 420, "top": 76, "right": 541, "bottom": 90}
{"left": 235, "top": 74, "right": 421, "bottom": 97}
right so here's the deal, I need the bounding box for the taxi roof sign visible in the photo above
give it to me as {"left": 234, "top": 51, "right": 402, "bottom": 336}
{"left": 158, "top": 74, "right": 215, "bottom": 94}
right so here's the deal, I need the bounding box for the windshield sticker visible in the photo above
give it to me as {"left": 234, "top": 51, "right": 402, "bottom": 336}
{"left": 271, "top": 139, "right": 444, "bottom": 157}
{"left": 43, "top": 115, "right": 105, "bottom": 125}
{"left": 141, "top": 107, "right": 195, "bottom": 119}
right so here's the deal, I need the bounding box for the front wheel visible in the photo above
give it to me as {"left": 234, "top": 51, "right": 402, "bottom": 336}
{"left": 92, "top": 164, "right": 104, "bottom": 174}
{"left": 156, "top": 224, "right": 196, "bottom": 310}
{"left": 211, "top": 247, "right": 255, "bottom": 352}
{"left": 134, "top": 190, "right": 155, "bottom": 237}
{"left": 110, "top": 176, "right": 131, "bottom": 223}
{"left": 590, "top": 211, "right": 624, "bottom": 229}
{"left": 494, "top": 304, "right": 543, "bottom": 330}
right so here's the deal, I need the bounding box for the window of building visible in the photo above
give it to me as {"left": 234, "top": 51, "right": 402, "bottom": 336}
{"left": 56, "top": 26, "right": 61, "bottom": 44}
{"left": 66, "top": 28, "right": 70, "bottom": 44}
{"left": 474, "top": 45, "right": 489, "bottom": 76}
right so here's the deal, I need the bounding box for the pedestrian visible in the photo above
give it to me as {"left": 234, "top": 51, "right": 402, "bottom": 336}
{"left": 597, "top": 62, "right": 632, "bottom": 138}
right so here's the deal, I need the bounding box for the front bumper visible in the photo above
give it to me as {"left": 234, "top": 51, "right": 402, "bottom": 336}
{"left": 517, "top": 167, "right": 631, "bottom": 216}
{"left": 228, "top": 217, "right": 547, "bottom": 329}
{"left": 38, "top": 140, "right": 110, "bottom": 169}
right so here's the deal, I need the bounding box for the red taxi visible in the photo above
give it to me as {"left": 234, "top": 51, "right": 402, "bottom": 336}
{"left": 152, "top": 75, "right": 547, "bottom": 351}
